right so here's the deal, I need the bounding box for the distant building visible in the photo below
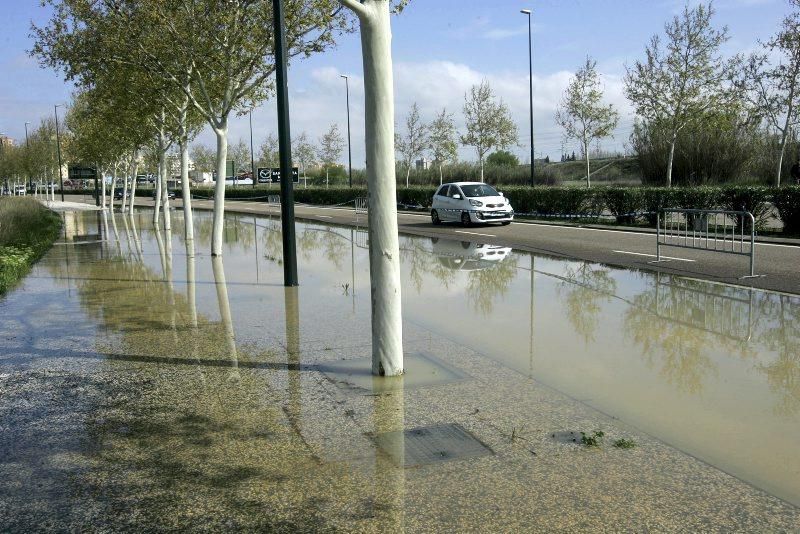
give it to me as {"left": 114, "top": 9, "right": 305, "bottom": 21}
{"left": 0, "top": 134, "right": 15, "bottom": 148}
{"left": 415, "top": 158, "right": 431, "bottom": 170}
{"left": 166, "top": 153, "right": 195, "bottom": 177}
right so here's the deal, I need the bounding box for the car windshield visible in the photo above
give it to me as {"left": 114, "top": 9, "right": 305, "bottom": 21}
{"left": 460, "top": 184, "right": 499, "bottom": 197}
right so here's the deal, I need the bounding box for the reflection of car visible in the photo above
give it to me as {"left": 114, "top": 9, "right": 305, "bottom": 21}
{"left": 431, "top": 182, "right": 514, "bottom": 227}
{"left": 113, "top": 187, "right": 125, "bottom": 200}
{"left": 431, "top": 238, "right": 512, "bottom": 271}
{"left": 14, "top": 185, "right": 27, "bottom": 196}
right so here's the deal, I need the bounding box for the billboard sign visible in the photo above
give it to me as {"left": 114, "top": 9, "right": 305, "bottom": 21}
{"left": 257, "top": 167, "right": 300, "bottom": 184}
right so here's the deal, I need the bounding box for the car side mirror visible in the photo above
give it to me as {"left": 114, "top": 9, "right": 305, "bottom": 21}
{"left": 452, "top": 194, "right": 462, "bottom": 200}
{"left": 498, "top": 191, "right": 504, "bottom": 197}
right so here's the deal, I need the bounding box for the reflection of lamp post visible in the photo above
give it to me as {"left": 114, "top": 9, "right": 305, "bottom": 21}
{"left": 340, "top": 74, "right": 353, "bottom": 188}
{"left": 520, "top": 9, "right": 535, "bottom": 187}
{"left": 24, "top": 122, "right": 31, "bottom": 193}
{"left": 54, "top": 104, "right": 65, "bottom": 201}
{"left": 249, "top": 109, "right": 256, "bottom": 189}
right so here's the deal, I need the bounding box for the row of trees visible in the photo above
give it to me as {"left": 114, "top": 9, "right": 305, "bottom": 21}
{"left": 0, "top": 118, "right": 61, "bottom": 189}
{"left": 395, "top": 80, "right": 519, "bottom": 185}
{"left": 32, "top": 0, "right": 359, "bottom": 255}
{"left": 623, "top": 1, "right": 800, "bottom": 187}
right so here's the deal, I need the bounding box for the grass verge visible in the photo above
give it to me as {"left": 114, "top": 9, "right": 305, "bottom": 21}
{"left": 0, "top": 197, "right": 62, "bottom": 295}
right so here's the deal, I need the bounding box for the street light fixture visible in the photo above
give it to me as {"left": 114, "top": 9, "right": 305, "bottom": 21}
{"left": 520, "top": 8, "right": 535, "bottom": 187}
{"left": 340, "top": 74, "right": 353, "bottom": 188}
{"left": 54, "top": 104, "right": 65, "bottom": 201}
{"left": 24, "top": 122, "right": 31, "bottom": 193}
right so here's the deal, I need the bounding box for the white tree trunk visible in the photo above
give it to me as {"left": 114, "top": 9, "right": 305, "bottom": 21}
{"left": 211, "top": 123, "right": 229, "bottom": 256}
{"left": 343, "top": 0, "right": 404, "bottom": 376}
{"left": 406, "top": 163, "right": 410, "bottom": 188}
{"left": 584, "top": 138, "right": 591, "bottom": 189}
{"left": 100, "top": 169, "right": 107, "bottom": 210}
{"left": 180, "top": 141, "right": 194, "bottom": 242}
{"left": 122, "top": 161, "right": 129, "bottom": 212}
{"left": 777, "top": 128, "right": 789, "bottom": 188}
{"left": 480, "top": 157, "right": 485, "bottom": 183}
{"left": 160, "top": 147, "right": 172, "bottom": 232}
{"left": 666, "top": 132, "right": 676, "bottom": 188}
{"left": 212, "top": 257, "right": 239, "bottom": 377}
{"left": 129, "top": 160, "right": 139, "bottom": 215}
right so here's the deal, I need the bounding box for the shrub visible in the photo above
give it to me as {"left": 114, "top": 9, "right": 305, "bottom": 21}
{"left": 0, "top": 197, "right": 61, "bottom": 294}
{"left": 773, "top": 186, "right": 800, "bottom": 235}
{"left": 719, "top": 186, "right": 773, "bottom": 230}
{"left": 603, "top": 187, "right": 645, "bottom": 224}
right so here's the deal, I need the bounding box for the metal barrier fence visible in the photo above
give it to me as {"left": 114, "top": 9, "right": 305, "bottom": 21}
{"left": 656, "top": 208, "right": 757, "bottom": 278}
{"left": 354, "top": 197, "right": 369, "bottom": 214}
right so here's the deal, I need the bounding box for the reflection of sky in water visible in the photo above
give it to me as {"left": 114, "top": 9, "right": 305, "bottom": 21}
{"left": 45, "top": 209, "right": 800, "bottom": 506}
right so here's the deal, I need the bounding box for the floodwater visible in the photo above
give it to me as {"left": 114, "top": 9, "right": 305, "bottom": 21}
{"left": 0, "top": 207, "right": 799, "bottom": 530}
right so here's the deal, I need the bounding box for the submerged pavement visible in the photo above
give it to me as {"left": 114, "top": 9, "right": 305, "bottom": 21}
{"left": 1, "top": 208, "right": 799, "bottom": 531}
{"left": 66, "top": 194, "right": 800, "bottom": 295}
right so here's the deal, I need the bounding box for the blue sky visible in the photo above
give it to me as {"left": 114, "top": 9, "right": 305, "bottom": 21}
{"left": 0, "top": 0, "right": 792, "bottom": 164}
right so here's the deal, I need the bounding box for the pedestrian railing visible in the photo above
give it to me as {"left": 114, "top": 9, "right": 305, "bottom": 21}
{"left": 354, "top": 197, "right": 369, "bottom": 214}
{"left": 656, "top": 208, "right": 758, "bottom": 278}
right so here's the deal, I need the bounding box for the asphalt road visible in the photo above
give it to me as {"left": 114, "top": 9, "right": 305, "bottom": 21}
{"left": 66, "top": 194, "right": 800, "bottom": 295}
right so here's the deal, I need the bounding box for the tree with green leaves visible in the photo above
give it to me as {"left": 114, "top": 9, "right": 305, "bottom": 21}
{"left": 486, "top": 150, "right": 519, "bottom": 168}
{"left": 258, "top": 133, "right": 280, "bottom": 169}
{"left": 624, "top": 2, "right": 734, "bottom": 188}
{"left": 556, "top": 58, "right": 619, "bottom": 188}
{"left": 395, "top": 102, "right": 428, "bottom": 187}
{"left": 739, "top": 1, "right": 800, "bottom": 187}
{"left": 34, "top": 0, "right": 350, "bottom": 256}
{"left": 292, "top": 132, "right": 316, "bottom": 186}
{"left": 428, "top": 107, "right": 458, "bottom": 185}
{"left": 461, "top": 80, "right": 518, "bottom": 182}
{"left": 317, "top": 124, "right": 345, "bottom": 187}
{"left": 190, "top": 145, "right": 216, "bottom": 175}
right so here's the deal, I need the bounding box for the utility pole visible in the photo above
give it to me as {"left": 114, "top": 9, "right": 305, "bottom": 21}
{"left": 341, "top": 74, "right": 353, "bottom": 188}
{"left": 249, "top": 109, "right": 256, "bottom": 189}
{"left": 24, "top": 122, "right": 31, "bottom": 193}
{"left": 54, "top": 104, "right": 65, "bottom": 201}
{"left": 272, "top": 0, "right": 298, "bottom": 287}
{"left": 521, "top": 9, "right": 535, "bottom": 186}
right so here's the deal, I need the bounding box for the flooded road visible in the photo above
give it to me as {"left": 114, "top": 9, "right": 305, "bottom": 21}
{"left": 0, "top": 208, "right": 798, "bottom": 530}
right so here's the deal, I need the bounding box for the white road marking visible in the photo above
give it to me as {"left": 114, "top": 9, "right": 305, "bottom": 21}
{"left": 613, "top": 250, "right": 695, "bottom": 262}
{"left": 316, "top": 215, "right": 332, "bottom": 219}
{"left": 455, "top": 230, "right": 496, "bottom": 238}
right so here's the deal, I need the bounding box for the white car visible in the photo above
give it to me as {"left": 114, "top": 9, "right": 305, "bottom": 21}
{"left": 431, "top": 182, "right": 514, "bottom": 226}
{"left": 431, "top": 238, "right": 512, "bottom": 271}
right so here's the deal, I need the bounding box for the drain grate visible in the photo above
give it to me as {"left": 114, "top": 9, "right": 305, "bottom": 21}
{"left": 375, "top": 423, "right": 492, "bottom": 468}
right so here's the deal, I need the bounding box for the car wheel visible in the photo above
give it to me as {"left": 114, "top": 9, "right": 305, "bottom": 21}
{"left": 461, "top": 212, "right": 471, "bottom": 227}
{"left": 431, "top": 209, "right": 441, "bottom": 225}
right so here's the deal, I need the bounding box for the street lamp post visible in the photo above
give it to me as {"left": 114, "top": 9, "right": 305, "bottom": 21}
{"left": 340, "top": 74, "right": 353, "bottom": 188}
{"left": 54, "top": 104, "right": 65, "bottom": 201}
{"left": 249, "top": 109, "right": 256, "bottom": 189}
{"left": 521, "top": 9, "right": 535, "bottom": 187}
{"left": 24, "top": 122, "right": 32, "bottom": 193}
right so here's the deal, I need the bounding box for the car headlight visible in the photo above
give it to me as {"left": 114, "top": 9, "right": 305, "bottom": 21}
{"left": 469, "top": 199, "right": 483, "bottom": 207}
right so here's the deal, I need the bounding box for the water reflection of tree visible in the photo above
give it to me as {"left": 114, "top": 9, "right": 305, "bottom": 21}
{"left": 556, "top": 262, "right": 617, "bottom": 344}
{"left": 465, "top": 255, "right": 519, "bottom": 316}
{"left": 621, "top": 275, "right": 755, "bottom": 395}
{"left": 399, "top": 237, "right": 456, "bottom": 293}
{"left": 756, "top": 295, "right": 800, "bottom": 416}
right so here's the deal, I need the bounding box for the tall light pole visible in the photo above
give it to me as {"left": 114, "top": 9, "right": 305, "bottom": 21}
{"left": 24, "top": 122, "right": 31, "bottom": 193}
{"left": 249, "top": 109, "right": 256, "bottom": 189}
{"left": 340, "top": 74, "right": 353, "bottom": 188}
{"left": 521, "top": 9, "right": 535, "bottom": 187}
{"left": 273, "top": 0, "right": 298, "bottom": 287}
{"left": 54, "top": 104, "right": 65, "bottom": 201}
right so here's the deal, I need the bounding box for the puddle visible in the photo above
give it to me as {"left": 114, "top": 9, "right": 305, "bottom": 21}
{"left": 0, "top": 207, "right": 798, "bottom": 529}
